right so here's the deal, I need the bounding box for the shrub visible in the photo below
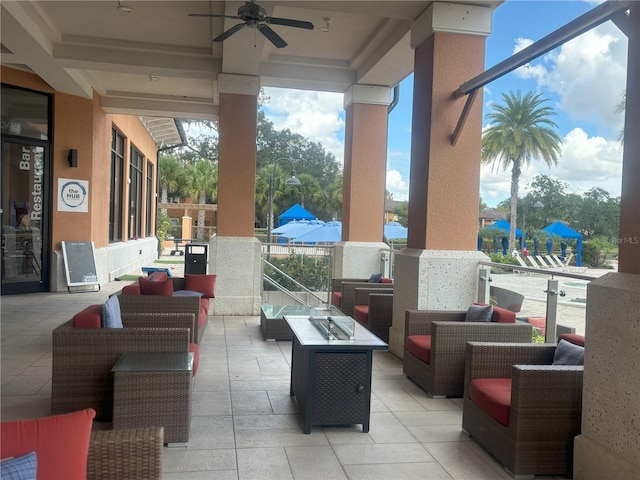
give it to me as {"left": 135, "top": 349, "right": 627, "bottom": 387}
{"left": 264, "top": 254, "right": 329, "bottom": 292}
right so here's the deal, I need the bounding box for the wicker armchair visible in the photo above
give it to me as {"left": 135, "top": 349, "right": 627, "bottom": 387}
{"left": 403, "top": 309, "right": 532, "bottom": 397}
{"left": 330, "top": 277, "right": 368, "bottom": 308}
{"left": 117, "top": 293, "right": 202, "bottom": 343}
{"left": 339, "top": 281, "right": 393, "bottom": 317}
{"left": 87, "top": 427, "right": 164, "bottom": 480}
{"left": 51, "top": 314, "right": 192, "bottom": 419}
{"left": 490, "top": 286, "right": 525, "bottom": 313}
{"left": 353, "top": 288, "right": 393, "bottom": 342}
{"left": 462, "top": 341, "right": 584, "bottom": 477}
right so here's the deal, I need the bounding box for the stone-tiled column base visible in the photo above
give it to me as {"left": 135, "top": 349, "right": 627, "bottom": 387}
{"left": 333, "top": 241, "right": 390, "bottom": 279}
{"left": 208, "top": 236, "right": 262, "bottom": 315}
{"left": 388, "top": 249, "right": 489, "bottom": 358}
{"left": 573, "top": 272, "right": 640, "bottom": 479}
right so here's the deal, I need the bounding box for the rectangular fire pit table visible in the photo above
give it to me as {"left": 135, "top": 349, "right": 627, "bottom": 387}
{"left": 112, "top": 352, "right": 193, "bottom": 446}
{"left": 284, "top": 315, "right": 388, "bottom": 433}
{"left": 260, "top": 304, "right": 321, "bottom": 340}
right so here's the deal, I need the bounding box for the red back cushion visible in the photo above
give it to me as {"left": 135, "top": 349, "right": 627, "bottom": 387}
{"left": 121, "top": 284, "right": 141, "bottom": 295}
{"left": 1, "top": 408, "right": 96, "bottom": 480}
{"left": 331, "top": 291, "right": 342, "bottom": 307}
{"left": 406, "top": 335, "right": 431, "bottom": 364}
{"left": 559, "top": 333, "right": 585, "bottom": 347}
{"left": 72, "top": 304, "right": 102, "bottom": 328}
{"left": 470, "top": 378, "right": 512, "bottom": 426}
{"left": 189, "top": 343, "right": 200, "bottom": 376}
{"left": 380, "top": 277, "right": 393, "bottom": 284}
{"left": 139, "top": 276, "right": 174, "bottom": 296}
{"left": 491, "top": 306, "right": 516, "bottom": 323}
{"left": 184, "top": 274, "right": 216, "bottom": 298}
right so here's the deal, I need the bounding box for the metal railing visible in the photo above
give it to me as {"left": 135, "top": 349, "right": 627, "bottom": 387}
{"left": 478, "top": 261, "right": 599, "bottom": 341}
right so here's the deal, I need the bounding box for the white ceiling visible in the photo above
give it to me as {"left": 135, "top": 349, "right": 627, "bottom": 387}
{"left": 1, "top": 0, "right": 501, "bottom": 143}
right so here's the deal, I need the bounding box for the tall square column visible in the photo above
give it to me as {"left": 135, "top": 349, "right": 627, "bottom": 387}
{"left": 389, "top": 3, "right": 492, "bottom": 357}
{"left": 211, "top": 74, "right": 262, "bottom": 315}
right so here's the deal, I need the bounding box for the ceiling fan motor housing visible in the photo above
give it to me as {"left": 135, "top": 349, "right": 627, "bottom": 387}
{"left": 238, "top": 2, "right": 267, "bottom": 22}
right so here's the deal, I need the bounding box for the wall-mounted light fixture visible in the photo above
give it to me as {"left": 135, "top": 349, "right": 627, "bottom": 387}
{"left": 68, "top": 149, "right": 78, "bottom": 168}
{"left": 117, "top": 1, "right": 134, "bottom": 13}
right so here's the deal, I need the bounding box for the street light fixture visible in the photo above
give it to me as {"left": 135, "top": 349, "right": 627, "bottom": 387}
{"left": 521, "top": 200, "right": 544, "bottom": 249}
{"left": 266, "top": 158, "right": 301, "bottom": 246}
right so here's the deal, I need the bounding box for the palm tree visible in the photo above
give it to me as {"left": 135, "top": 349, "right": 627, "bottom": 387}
{"left": 482, "top": 91, "right": 563, "bottom": 253}
{"left": 183, "top": 160, "right": 218, "bottom": 241}
{"left": 158, "top": 155, "right": 183, "bottom": 215}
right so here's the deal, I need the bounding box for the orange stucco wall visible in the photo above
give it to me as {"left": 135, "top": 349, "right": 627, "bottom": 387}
{"left": 407, "top": 32, "right": 485, "bottom": 251}
{"left": 217, "top": 92, "right": 257, "bottom": 237}
{"left": 342, "top": 103, "right": 387, "bottom": 242}
{"left": 2, "top": 66, "right": 158, "bottom": 251}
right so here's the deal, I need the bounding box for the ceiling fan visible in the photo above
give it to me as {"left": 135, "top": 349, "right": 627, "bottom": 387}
{"left": 189, "top": 1, "right": 314, "bottom": 49}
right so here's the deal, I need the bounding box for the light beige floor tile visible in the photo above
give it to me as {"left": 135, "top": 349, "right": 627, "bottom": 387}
{"left": 407, "top": 424, "right": 470, "bottom": 443}
{"left": 367, "top": 412, "right": 418, "bottom": 443}
{"left": 236, "top": 446, "right": 293, "bottom": 480}
{"left": 231, "top": 390, "right": 273, "bottom": 415}
{"left": 285, "top": 445, "right": 347, "bottom": 480}
{"left": 234, "top": 413, "right": 301, "bottom": 430}
{"left": 188, "top": 415, "right": 235, "bottom": 449}
{"left": 395, "top": 410, "right": 463, "bottom": 427}
{"left": 424, "top": 441, "right": 512, "bottom": 480}
{"left": 343, "top": 462, "right": 453, "bottom": 480}
{"left": 163, "top": 448, "right": 237, "bottom": 473}
{"left": 332, "top": 442, "right": 433, "bottom": 465}
{"left": 373, "top": 388, "right": 428, "bottom": 411}
{"left": 234, "top": 428, "right": 329, "bottom": 448}
{"left": 266, "top": 390, "right": 299, "bottom": 415}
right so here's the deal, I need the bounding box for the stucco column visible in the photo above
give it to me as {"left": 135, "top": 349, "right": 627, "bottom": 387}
{"left": 334, "top": 85, "right": 390, "bottom": 279}
{"left": 210, "top": 74, "right": 262, "bottom": 315}
{"left": 388, "top": 3, "right": 492, "bottom": 357}
{"left": 574, "top": 7, "right": 640, "bottom": 477}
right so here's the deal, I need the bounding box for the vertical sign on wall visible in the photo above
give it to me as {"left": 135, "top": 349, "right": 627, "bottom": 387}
{"left": 58, "top": 178, "right": 89, "bottom": 212}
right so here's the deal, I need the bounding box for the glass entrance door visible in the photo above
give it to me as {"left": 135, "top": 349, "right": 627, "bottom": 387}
{"left": 1, "top": 139, "right": 50, "bottom": 294}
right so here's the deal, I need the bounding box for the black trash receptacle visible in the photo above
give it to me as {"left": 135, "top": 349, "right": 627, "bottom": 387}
{"left": 184, "top": 243, "right": 208, "bottom": 275}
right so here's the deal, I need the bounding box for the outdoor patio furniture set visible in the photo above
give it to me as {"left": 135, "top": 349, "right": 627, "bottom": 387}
{"left": 402, "top": 302, "right": 586, "bottom": 477}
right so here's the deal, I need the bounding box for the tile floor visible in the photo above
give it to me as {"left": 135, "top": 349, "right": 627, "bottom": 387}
{"left": 0, "top": 283, "right": 568, "bottom": 479}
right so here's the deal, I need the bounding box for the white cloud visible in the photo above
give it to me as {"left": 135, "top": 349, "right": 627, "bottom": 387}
{"left": 513, "top": 23, "right": 627, "bottom": 133}
{"left": 263, "top": 87, "right": 345, "bottom": 162}
{"left": 480, "top": 127, "right": 622, "bottom": 206}
{"left": 386, "top": 169, "right": 409, "bottom": 201}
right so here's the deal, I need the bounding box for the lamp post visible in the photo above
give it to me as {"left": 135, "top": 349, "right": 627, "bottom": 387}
{"left": 521, "top": 200, "right": 544, "bottom": 249}
{"left": 266, "top": 158, "right": 301, "bottom": 246}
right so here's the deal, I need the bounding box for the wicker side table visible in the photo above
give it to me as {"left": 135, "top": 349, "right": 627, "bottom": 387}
{"left": 112, "top": 352, "right": 193, "bottom": 446}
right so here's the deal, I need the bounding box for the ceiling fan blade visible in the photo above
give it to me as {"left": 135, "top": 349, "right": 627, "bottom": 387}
{"left": 188, "top": 13, "right": 241, "bottom": 20}
{"left": 213, "top": 23, "right": 247, "bottom": 43}
{"left": 266, "top": 17, "right": 314, "bottom": 30}
{"left": 257, "top": 24, "right": 287, "bottom": 48}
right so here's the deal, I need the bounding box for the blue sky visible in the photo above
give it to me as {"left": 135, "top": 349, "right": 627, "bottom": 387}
{"left": 263, "top": 0, "right": 628, "bottom": 207}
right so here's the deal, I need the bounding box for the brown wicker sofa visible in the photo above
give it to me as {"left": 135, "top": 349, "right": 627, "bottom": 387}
{"left": 353, "top": 288, "right": 393, "bottom": 342}
{"left": 339, "top": 280, "right": 393, "bottom": 317}
{"left": 403, "top": 308, "right": 532, "bottom": 397}
{"left": 51, "top": 313, "right": 193, "bottom": 420}
{"left": 462, "top": 338, "right": 584, "bottom": 477}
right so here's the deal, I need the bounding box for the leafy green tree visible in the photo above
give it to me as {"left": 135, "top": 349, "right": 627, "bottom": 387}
{"left": 392, "top": 202, "right": 408, "bottom": 227}
{"left": 577, "top": 188, "right": 620, "bottom": 239}
{"left": 183, "top": 160, "right": 218, "bottom": 240}
{"left": 482, "top": 91, "right": 563, "bottom": 253}
{"left": 158, "top": 155, "right": 184, "bottom": 215}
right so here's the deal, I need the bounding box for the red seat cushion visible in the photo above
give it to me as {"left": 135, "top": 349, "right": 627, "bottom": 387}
{"left": 189, "top": 343, "right": 199, "bottom": 376}
{"left": 139, "top": 276, "right": 174, "bottom": 296}
{"left": 470, "top": 378, "right": 512, "bottom": 426}
{"left": 72, "top": 304, "right": 102, "bottom": 328}
{"left": 491, "top": 306, "right": 516, "bottom": 323}
{"left": 199, "top": 297, "right": 210, "bottom": 314}
{"left": 198, "top": 306, "right": 207, "bottom": 329}
{"left": 1, "top": 408, "right": 96, "bottom": 480}
{"left": 353, "top": 305, "right": 369, "bottom": 324}
{"left": 331, "top": 291, "right": 342, "bottom": 307}
{"left": 559, "top": 333, "right": 585, "bottom": 347}
{"left": 184, "top": 274, "right": 216, "bottom": 298}
{"left": 406, "top": 335, "right": 431, "bottom": 364}
{"left": 380, "top": 277, "right": 393, "bottom": 284}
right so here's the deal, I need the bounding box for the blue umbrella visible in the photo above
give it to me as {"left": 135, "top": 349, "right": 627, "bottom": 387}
{"left": 291, "top": 221, "right": 342, "bottom": 244}
{"left": 384, "top": 222, "right": 407, "bottom": 240}
{"left": 275, "top": 220, "right": 324, "bottom": 240}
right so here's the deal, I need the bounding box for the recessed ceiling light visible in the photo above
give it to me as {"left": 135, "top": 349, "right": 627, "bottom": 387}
{"left": 319, "top": 18, "right": 332, "bottom": 33}
{"left": 117, "top": 1, "right": 134, "bottom": 13}
{"left": 149, "top": 75, "right": 159, "bottom": 82}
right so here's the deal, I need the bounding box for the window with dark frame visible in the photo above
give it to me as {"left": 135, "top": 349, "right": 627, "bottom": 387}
{"left": 129, "top": 146, "right": 144, "bottom": 239}
{"left": 109, "top": 128, "right": 124, "bottom": 242}
{"left": 146, "top": 161, "right": 153, "bottom": 237}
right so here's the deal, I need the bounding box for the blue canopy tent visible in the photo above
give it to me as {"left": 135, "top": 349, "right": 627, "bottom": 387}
{"left": 291, "top": 221, "right": 342, "bottom": 244}
{"left": 273, "top": 219, "right": 324, "bottom": 240}
{"left": 278, "top": 203, "right": 316, "bottom": 226}
{"left": 383, "top": 221, "right": 408, "bottom": 240}
{"left": 485, "top": 220, "right": 524, "bottom": 254}
{"left": 542, "top": 221, "right": 583, "bottom": 266}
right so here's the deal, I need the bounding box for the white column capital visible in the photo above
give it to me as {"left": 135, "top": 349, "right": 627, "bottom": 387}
{"left": 411, "top": 2, "right": 493, "bottom": 49}
{"left": 344, "top": 84, "right": 391, "bottom": 109}
{"left": 217, "top": 74, "right": 260, "bottom": 96}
